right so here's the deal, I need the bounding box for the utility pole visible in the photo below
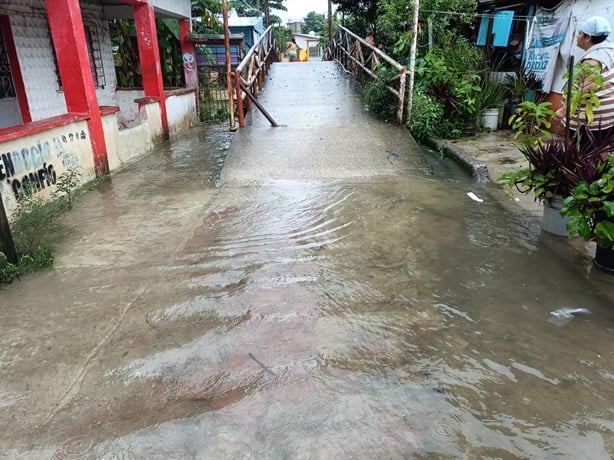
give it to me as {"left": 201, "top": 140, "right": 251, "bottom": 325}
{"left": 406, "top": 0, "right": 419, "bottom": 126}
{"left": 222, "top": 0, "right": 236, "bottom": 131}
{"left": 328, "top": 0, "right": 333, "bottom": 41}
{"left": 264, "top": 0, "right": 270, "bottom": 28}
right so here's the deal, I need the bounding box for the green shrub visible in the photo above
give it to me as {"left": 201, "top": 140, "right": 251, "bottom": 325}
{"left": 409, "top": 91, "right": 462, "bottom": 141}
{"left": 409, "top": 91, "right": 443, "bottom": 141}
{"left": 363, "top": 68, "right": 399, "bottom": 121}
{"left": 12, "top": 191, "right": 64, "bottom": 256}
{"left": 54, "top": 167, "right": 82, "bottom": 209}
{"left": 0, "top": 189, "right": 64, "bottom": 283}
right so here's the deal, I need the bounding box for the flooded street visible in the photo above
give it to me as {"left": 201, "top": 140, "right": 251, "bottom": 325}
{"left": 1, "top": 62, "right": 614, "bottom": 458}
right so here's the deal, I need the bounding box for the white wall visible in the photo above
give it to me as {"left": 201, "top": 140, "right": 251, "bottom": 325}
{"left": 0, "top": 120, "right": 96, "bottom": 218}
{"left": 116, "top": 89, "right": 146, "bottom": 128}
{"left": 1, "top": 0, "right": 118, "bottom": 120}
{"left": 166, "top": 92, "right": 197, "bottom": 136}
{"left": 104, "top": 102, "right": 164, "bottom": 172}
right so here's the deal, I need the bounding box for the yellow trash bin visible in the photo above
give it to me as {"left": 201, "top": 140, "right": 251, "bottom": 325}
{"left": 299, "top": 49, "right": 308, "bottom": 62}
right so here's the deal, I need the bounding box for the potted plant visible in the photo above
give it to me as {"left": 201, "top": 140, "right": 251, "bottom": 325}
{"left": 498, "top": 94, "right": 614, "bottom": 235}
{"left": 502, "top": 71, "right": 528, "bottom": 129}
{"left": 561, "top": 154, "right": 614, "bottom": 272}
{"left": 452, "top": 73, "right": 482, "bottom": 136}
{"left": 523, "top": 71, "right": 543, "bottom": 102}
{"left": 476, "top": 75, "right": 507, "bottom": 131}
{"left": 498, "top": 62, "right": 612, "bottom": 237}
{"left": 508, "top": 100, "right": 556, "bottom": 147}
{"left": 504, "top": 71, "right": 528, "bottom": 104}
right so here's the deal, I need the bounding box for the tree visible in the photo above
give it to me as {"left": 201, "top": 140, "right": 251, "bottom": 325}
{"left": 332, "top": 0, "right": 379, "bottom": 36}
{"left": 332, "top": 0, "right": 477, "bottom": 60}
{"left": 191, "top": 0, "right": 222, "bottom": 33}
{"left": 230, "top": 0, "right": 287, "bottom": 16}
{"left": 301, "top": 12, "right": 326, "bottom": 34}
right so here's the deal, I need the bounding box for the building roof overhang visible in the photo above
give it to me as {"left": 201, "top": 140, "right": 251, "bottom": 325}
{"left": 101, "top": 0, "right": 191, "bottom": 20}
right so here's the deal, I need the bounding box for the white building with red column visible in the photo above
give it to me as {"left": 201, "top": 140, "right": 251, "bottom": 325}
{"left": 0, "top": 0, "right": 198, "bottom": 219}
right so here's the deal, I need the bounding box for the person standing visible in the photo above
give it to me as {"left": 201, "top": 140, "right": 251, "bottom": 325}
{"left": 556, "top": 16, "right": 614, "bottom": 143}
{"left": 286, "top": 38, "right": 298, "bottom": 62}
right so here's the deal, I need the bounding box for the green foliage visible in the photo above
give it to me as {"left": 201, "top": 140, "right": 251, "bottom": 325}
{"left": 453, "top": 74, "right": 481, "bottom": 116}
{"left": 409, "top": 91, "right": 461, "bottom": 140}
{"left": 564, "top": 62, "right": 605, "bottom": 127}
{"left": 11, "top": 190, "right": 64, "bottom": 256}
{"left": 363, "top": 67, "right": 399, "bottom": 121}
{"left": 0, "top": 252, "right": 21, "bottom": 284}
{"left": 192, "top": 0, "right": 222, "bottom": 33}
{"left": 334, "top": 0, "right": 379, "bottom": 38}
{"left": 110, "top": 17, "right": 184, "bottom": 89}
{"left": 276, "top": 26, "right": 295, "bottom": 48}
{"left": 55, "top": 167, "right": 82, "bottom": 209}
{"left": 408, "top": 91, "right": 443, "bottom": 141}
{"left": 415, "top": 38, "right": 484, "bottom": 90}
{"left": 498, "top": 61, "right": 614, "bottom": 221}
{"left": 475, "top": 75, "right": 507, "bottom": 112}
{"left": 498, "top": 168, "right": 557, "bottom": 203}
{"left": 201, "top": 104, "right": 230, "bottom": 123}
{"left": 157, "top": 19, "right": 185, "bottom": 88}
{"left": 0, "top": 189, "right": 65, "bottom": 283}
{"left": 302, "top": 11, "right": 326, "bottom": 34}
{"left": 509, "top": 101, "right": 555, "bottom": 147}
{"left": 0, "top": 249, "right": 55, "bottom": 284}
{"left": 374, "top": 0, "right": 477, "bottom": 56}
{"left": 420, "top": 0, "right": 477, "bottom": 47}
{"left": 562, "top": 156, "right": 614, "bottom": 249}
{"left": 230, "top": 0, "right": 287, "bottom": 17}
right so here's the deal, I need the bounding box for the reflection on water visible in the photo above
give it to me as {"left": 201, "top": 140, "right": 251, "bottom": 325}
{"left": 1, "top": 125, "right": 613, "bottom": 459}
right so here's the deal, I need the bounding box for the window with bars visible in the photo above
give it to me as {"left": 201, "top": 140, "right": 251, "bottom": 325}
{"left": 84, "top": 21, "right": 105, "bottom": 88}
{"left": 51, "top": 20, "right": 106, "bottom": 89}
{"left": 0, "top": 24, "right": 17, "bottom": 100}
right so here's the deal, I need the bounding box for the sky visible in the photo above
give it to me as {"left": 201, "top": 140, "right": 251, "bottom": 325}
{"left": 276, "top": 0, "right": 333, "bottom": 23}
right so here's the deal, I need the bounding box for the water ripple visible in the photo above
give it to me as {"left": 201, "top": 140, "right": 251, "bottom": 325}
{"left": 54, "top": 435, "right": 94, "bottom": 459}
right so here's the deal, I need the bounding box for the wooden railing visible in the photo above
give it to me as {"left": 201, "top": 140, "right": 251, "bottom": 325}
{"left": 233, "top": 26, "right": 278, "bottom": 127}
{"left": 325, "top": 26, "right": 409, "bottom": 124}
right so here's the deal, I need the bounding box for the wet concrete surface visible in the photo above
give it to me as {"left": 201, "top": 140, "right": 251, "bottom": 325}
{"left": 1, "top": 62, "right": 613, "bottom": 458}
{"left": 222, "top": 62, "right": 427, "bottom": 183}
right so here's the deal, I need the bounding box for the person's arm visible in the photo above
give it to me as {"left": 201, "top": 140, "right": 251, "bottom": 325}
{"left": 579, "top": 58, "right": 603, "bottom": 91}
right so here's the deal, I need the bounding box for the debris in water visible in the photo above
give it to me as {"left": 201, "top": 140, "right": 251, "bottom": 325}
{"left": 548, "top": 307, "right": 591, "bottom": 326}
{"left": 248, "top": 353, "right": 276, "bottom": 376}
{"left": 467, "top": 192, "right": 484, "bottom": 203}
{"left": 549, "top": 307, "right": 591, "bottom": 320}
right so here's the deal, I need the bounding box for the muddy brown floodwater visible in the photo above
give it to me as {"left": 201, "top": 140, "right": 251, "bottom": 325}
{"left": 1, "top": 69, "right": 614, "bottom": 459}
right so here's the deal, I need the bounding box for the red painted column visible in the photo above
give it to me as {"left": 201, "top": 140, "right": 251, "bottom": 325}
{"left": 180, "top": 19, "right": 198, "bottom": 90}
{"left": 0, "top": 15, "right": 31, "bottom": 123}
{"left": 45, "top": 0, "right": 109, "bottom": 174}
{"left": 134, "top": 2, "right": 169, "bottom": 139}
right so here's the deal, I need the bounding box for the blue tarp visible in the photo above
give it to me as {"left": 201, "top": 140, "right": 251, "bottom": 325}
{"left": 477, "top": 11, "right": 515, "bottom": 47}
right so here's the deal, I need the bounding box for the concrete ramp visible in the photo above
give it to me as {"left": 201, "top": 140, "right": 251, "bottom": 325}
{"left": 221, "top": 61, "right": 425, "bottom": 184}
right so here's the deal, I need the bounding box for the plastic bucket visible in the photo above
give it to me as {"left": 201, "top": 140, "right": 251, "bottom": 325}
{"left": 481, "top": 108, "right": 499, "bottom": 131}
